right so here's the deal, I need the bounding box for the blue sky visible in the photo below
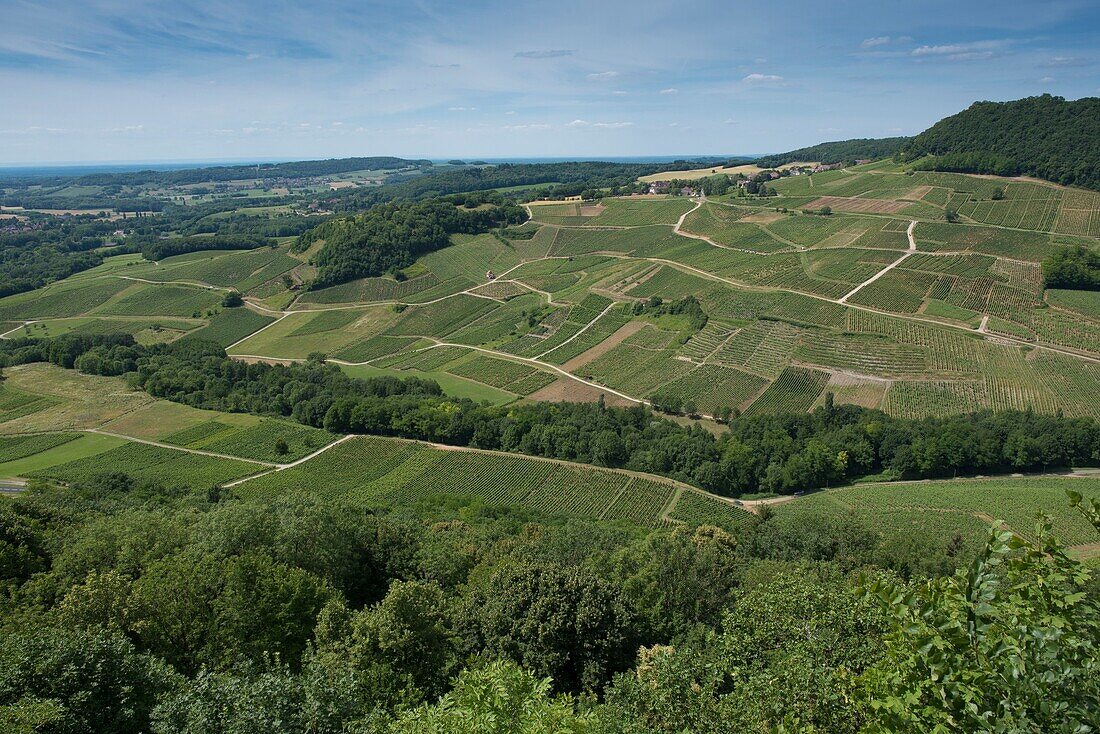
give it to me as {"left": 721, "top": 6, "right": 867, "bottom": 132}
{"left": 2, "top": 0, "right": 1098, "bottom": 163}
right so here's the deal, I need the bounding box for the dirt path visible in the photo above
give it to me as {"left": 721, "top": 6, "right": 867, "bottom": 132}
{"left": 221, "top": 433, "right": 356, "bottom": 487}
{"left": 85, "top": 428, "right": 276, "bottom": 466}
{"left": 535, "top": 302, "right": 617, "bottom": 359}
{"left": 837, "top": 220, "right": 916, "bottom": 304}
{"left": 978, "top": 314, "right": 990, "bottom": 333}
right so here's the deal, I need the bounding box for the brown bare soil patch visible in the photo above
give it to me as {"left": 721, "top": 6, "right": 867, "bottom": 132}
{"left": 561, "top": 321, "right": 648, "bottom": 372}
{"left": 527, "top": 377, "right": 636, "bottom": 407}
{"left": 743, "top": 211, "right": 786, "bottom": 224}
{"left": 806, "top": 196, "right": 907, "bottom": 214}
{"left": 579, "top": 204, "right": 605, "bottom": 216}
{"left": 904, "top": 185, "right": 933, "bottom": 200}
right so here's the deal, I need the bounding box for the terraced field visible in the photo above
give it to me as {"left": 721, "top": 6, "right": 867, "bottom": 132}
{"left": 1, "top": 170, "right": 1098, "bottom": 426}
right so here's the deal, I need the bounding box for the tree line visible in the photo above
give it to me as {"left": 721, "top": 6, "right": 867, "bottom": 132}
{"left": 4, "top": 334, "right": 1100, "bottom": 497}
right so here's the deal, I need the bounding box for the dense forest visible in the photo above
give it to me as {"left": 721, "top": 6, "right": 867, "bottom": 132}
{"left": 0, "top": 433, "right": 1096, "bottom": 732}
{"left": 297, "top": 194, "right": 526, "bottom": 288}
{"left": 753, "top": 136, "right": 911, "bottom": 168}
{"left": 4, "top": 334, "right": 1100, "bottom": 498}
{"left": 901, "top": 95, "right": 1100, "bottom": 190}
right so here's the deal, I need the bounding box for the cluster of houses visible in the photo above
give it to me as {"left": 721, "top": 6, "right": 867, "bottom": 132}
{"left": 646, "top": 180, "right": 697, "bottom": 196}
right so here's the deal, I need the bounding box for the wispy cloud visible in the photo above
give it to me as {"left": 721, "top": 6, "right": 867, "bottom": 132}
{"left": 659, "top": 87, "right": 678, "bottom": 94}
{"left": 1038, "top": 55, "right": 1092, "bottom": 68}
{"left": 861, "top": 35, "right": 911, "bottom": 48}
{"left": 743, "top": 73, "right": 783, "bottom": 83}
{"left": 567, "top": 119, "right": 632, "bottom": 129}
{"left": 586, "top": 71, "right": 619, "bottom": 81}
{"left": 911, "top": 40, "right": 1010, "bottom": 61}
{"left": 515, "top": 49, "right": 573, "bottom": 59}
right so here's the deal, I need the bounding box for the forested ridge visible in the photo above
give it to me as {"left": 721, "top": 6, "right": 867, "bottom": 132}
{"left": 902, "top": 94, "right": 1100, "bottom": 190}
{"left": 4, "top": 334, "right": 1100, "bottom": 498}
{"left": 753, "top": 137, "right": 911, "bottom": 168}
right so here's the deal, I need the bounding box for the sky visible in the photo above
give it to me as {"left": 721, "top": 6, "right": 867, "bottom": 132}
{"left": 1, "top": 0, "right": 1098, "bottom": 164}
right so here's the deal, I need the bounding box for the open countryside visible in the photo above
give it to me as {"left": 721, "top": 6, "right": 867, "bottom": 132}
{"left": 2, "top": 2, "right": 1099, "bottom": 731}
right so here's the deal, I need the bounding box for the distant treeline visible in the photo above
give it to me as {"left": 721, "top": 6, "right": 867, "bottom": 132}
{"left": 753, "top": 137, "right": 911, "bottom": 168}
{"left": 296, "top": 193, "right": 526, "bottom": 288}
{"left": 0, "top": 156, "right": 428, "bottom": 188}
{"left": 320, "top": 160, "right": 724, "bottom": 211}
{"left": 900, "top": 95, "right": 1100, "bottom": 190}
{"left": 4, "top": 334, "right": 1100, "bottom": 497}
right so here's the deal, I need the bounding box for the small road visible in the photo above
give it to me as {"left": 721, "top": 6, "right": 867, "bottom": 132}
{"left": 535, "top": 302, "right": 616, "bottom": 359}
{"left": 838, "top": 220, "right": 916, "bottom": 304}
{"left": 221, "top": 433, "right": 356, "bottom": 487}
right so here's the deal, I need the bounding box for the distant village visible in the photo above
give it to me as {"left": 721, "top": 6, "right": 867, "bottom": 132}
{"left": 645, "top": 160, "right": 869, "bottom": 197}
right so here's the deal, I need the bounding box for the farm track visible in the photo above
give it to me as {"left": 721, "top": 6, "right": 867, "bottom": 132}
{"left": 84, "top": 428, "right": 277, "bottom": 466}
{"left": 837, "top": 220, "right": 917, "bottom": 304}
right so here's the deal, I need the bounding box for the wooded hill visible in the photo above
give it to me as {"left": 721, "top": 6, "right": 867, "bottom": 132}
{"left": 902, "top": 94, "right": 1100, "bottom": 190}
{"left": 752, "top": 137, "right": 911, "bottom": 168}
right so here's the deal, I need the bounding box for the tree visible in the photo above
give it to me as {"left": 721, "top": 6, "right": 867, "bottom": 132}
{"left": 317, "top": 581, "right": 460, "bottom": 700}
{"left": 819, "top": 205, "right": 832, "bottom": 216}
{"left": 391, "top": 660, "right": 592, "bottom": 734}
{"left": 469, "top": 562, "right": 637, "bottom": 694}
{"left": 858, "top": 508, "right": 1100, "bottom": 732}
{"left": 274, "top": 437, "right": 289, "bottom": 456}
{"left": 945, "top": 209, "right": 960, "bottom": 223}
{"left": 0, "top": 627, "right": 177, "bottom": 734}
{"left": 221, "top": 291, "right": 243, "bottom": 308}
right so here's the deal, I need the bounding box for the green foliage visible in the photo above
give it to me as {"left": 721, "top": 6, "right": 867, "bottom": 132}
{"left": 858, "top": 511, "right": 1100, "bottom": 732}
{"left": 903, "top": 94, "right": 1100, "bottom": 190}
{"left": 221, "top": 291, "right": 243, "bottom": 308}
{"left": 391, "top": 660, "right": 593, "bottom": 734}
{"left": 1043, "top": 245, "right": 1100, "bottom": 290}
{"left": 298, "top": 195, "right": 526, "bottom": 288}
{"left": 467, "top": 562, "right": 637, "bottom": 694}
{"left": 0, "top": 627, "right": 177, "bottom": 734}
{"left": 754, "top": 136, "right": 911, "bottom": 168}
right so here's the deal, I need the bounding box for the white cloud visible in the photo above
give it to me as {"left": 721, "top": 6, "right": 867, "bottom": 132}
{"left": 447, "top": 106, "right": 475, "bottom": 111}
{"left": 861, "top": 36, "right": 892, "bottom": 48}
{"left": 743, "top": 73, "right": 783, "bottom": 83}
{"left": 503, "top": 123, "right": 552, "bottom": 131}
{"left": 1039, "top": 76, "right": 1055, "bottom": 83}
{"left": 515, "top": 49, "right": 573, "bottom": 59}
{"left": 754, "top": 57, "right": 767, "bottom": 64}
{"left": 1039, "top": 56, "right": 1091, "bottom": 68}
{"left": 586, "top": 71, "right": 619, "bottom": 81}
{"left": 911, "top": 40, "right": 1008, "bottom": 61}
{"left": 566, "top": 119, "right": 632, "bottom": 129}
{"left": 659, "top": 87, "right": 678, "bottom": 94}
